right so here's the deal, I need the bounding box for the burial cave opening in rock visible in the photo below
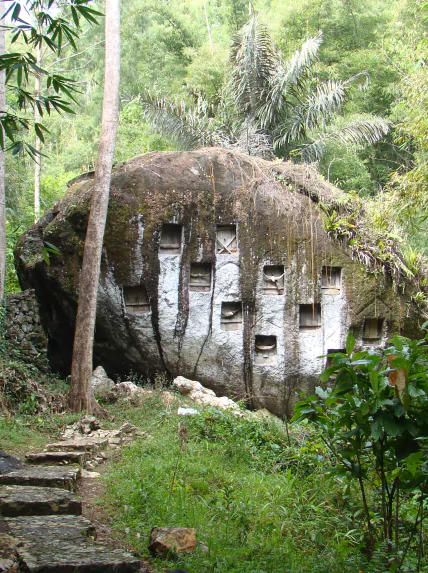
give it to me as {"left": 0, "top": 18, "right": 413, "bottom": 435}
{"left": 160, "top": 223, "right": 182, "bottom": 254}
{"left": 216, "top": 225, "right": 237, "bottom": 254}
{"left": 254, "top": 335, "right": 277, "bottom": 365}
{"left": 189, "top": 263, "right": 212, "bottom": 292}
{"left": 299, "top": 304, "right": 322, "bottom": 329}
{"left": 321, "top": 266, "right": 342, "bottom": 294}
{"left": 220, "top": 302, "right": 243, "bottom": 331}
{"left": 123, "top": 285, "right": 150, "bottom": 315}
{"left": 363, "top": 317, "right": 384, "bottom": 343}
{"left": 262, "top": 265, "right": 285, "bottom": 295}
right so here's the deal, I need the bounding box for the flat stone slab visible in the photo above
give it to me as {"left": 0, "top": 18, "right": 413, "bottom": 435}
{"left": 45, "top": 437, "right": 109, "bottom": 452}
{"left": 0, "top": 485, "right": 82, "bottom": 517}
{"left": 6, "top": 515, "right": 141, "bottom": 572}
{"left": 0, "top": 451, "right": 24, "bottom": 475}
{"left": 26, "top": 451, "right": 89, "bottom": 465}
{"left": 0, "top": 465, "right": 81, "bottom": 491}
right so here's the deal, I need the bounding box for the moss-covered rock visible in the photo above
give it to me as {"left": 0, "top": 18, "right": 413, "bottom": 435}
{"left": 15, "top": 148, "right": 421, "bottom": 415}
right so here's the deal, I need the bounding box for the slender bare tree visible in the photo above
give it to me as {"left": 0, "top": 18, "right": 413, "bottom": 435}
{"left": 0, "top": 21, "right": 5, "bottom": 306}
{"left": 34, "top": 43, "right": 42, "bottom": 222}
{"left": 68, "top": 0, "right": 120, "bottom": 412}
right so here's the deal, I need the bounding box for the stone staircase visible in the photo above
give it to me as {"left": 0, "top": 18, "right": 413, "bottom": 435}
{"left": 0, "top": 443, "right": 142, "bottom": 572}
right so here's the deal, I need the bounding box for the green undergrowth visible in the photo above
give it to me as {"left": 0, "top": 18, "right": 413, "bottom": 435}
{"left": 0, "top": 411, "right": 83, "bottom": 455}
{"left": 102, "top": 392, "right": 361, "bottom": 573}
{"left": 0, "top": 359, "right": 80, "bottom": 455}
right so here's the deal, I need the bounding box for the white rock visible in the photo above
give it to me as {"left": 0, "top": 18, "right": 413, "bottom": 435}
{"left": 173, "top": 376, "right": 201, "bottom": 394}
{"left": 177, "top": 407, "right": 199, "bottom": 416}
{"left": 81, "top": 469, "right": 101, "bottom": 478}
{"left": 91, "top": 366, "right": 114, "bottom": 392}
{"left": 115, "top": 381, "right": 141, "bottom": 394}
{"left": 172, "top": 376, "right": 241, "bottom": 412}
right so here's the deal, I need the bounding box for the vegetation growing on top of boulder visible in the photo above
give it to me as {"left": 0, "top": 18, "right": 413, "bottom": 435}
{"left": 220, "top": 151, "right": 427, "bottom": 315}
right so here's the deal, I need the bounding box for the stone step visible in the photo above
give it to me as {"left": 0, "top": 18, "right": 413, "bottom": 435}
{"left": 26, "top": 451, "right": 89, "bottom": 465}
{"left": 45, "top": 437, "right": 109, "bottom": 452}
{"left": 6, "top": 515, "right": 141, "bottom": 572}
{"left": 0, "top": 485, "right": 82, "bottom": 517}
{"left": 0, "top": 465, "right": 81, "bottom": 492}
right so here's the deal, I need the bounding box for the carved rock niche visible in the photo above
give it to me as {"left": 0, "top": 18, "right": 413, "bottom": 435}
{"left": 160, "top": 223, "right": 182, "bottom": 254}
{"left": 220, "top": 302, "right": 242, "bottom": 331}
{"left": 216, "top": 225, "right": 237, "bottom": 254}
{"left": 363, "top": 318, "right": 384, "bottom": 343}
{"left": 321, "top": 266, "right": 342, "bottom": 294}
{"left": 254, "top": 335, "right": 277, "bottom": 365}
{"left": 123, "top": 285, "right": 150, "bottom": 315}
{"left": 263, "top": 265, "right": 285, "bottom": 295}
{"left": 189, "top": 263, "right": 212, "bottom": 292}
{"left": 299, "top": 304, "right": 321, "bottom": 329}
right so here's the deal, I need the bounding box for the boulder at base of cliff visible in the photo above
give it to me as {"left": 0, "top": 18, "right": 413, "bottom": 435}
{"left": 15, "top": 148, "right": 420, "bottom": 416}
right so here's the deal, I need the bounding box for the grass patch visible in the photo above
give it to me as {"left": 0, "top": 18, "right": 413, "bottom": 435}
{"left": 103, "top": 393, "right": 360, "bottom": 573}
{"left": 0, "top": 412, "right": 82, "bottom": 456}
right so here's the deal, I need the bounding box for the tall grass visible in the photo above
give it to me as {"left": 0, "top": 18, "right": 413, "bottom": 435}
{"left": 103, "top": 393, "right": 359, "bottom": 573}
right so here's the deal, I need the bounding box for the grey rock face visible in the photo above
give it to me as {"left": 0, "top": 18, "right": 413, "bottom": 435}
{"left": 91, "top": 365, "right": 115, "bottom": 392}
{"left": 0, "top": 451, "right": 24, "bottom": 475}
{"left": 15, "top": 149, "right": 418, "bottom": 415}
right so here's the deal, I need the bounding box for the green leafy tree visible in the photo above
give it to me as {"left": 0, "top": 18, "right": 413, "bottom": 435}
{"left": 0, "top": 0, "right": 102, "bottom": 156}
{"left": 293, "top": 330, "right": 428, "bottom": 568}
{"left": 0, "top": 0, "right": 101, "bottom": 303}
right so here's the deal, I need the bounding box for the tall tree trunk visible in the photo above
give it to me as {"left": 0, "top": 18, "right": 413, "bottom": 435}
{"left": 202, "top": 0, "right": 213, "bottom": 57}
{"left": 0, "top": 22, "right": 6, "bottom": 306}
{"left": 34, "top": 43, "right": 42, "bottom": 222}
{"left": 68, "top": 0, "right": 120, "bottom": 413}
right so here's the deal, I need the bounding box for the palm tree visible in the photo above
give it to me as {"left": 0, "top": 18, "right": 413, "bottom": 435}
{"left": 140, "top": 15, "right": 389, "bottom": 162}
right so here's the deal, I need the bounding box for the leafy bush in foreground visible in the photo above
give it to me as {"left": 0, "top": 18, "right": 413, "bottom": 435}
{"left": 293, "top": 328, "right": 428, "bottom": 571}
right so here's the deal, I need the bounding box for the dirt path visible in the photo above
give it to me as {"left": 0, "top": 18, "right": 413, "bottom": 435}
{"left": 78, "top": 460, "right": 154, "bottom": 572}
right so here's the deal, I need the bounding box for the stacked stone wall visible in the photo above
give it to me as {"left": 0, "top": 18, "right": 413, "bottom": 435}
{"left": 4, "top": 289, "right": 49, "bottom": 369}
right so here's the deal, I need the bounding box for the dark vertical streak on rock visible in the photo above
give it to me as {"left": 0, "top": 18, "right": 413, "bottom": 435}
{"left": 146, "top": 228, "right": 169, "bottom": 375}
{"left": 174, "top": 222, "right": 190, "bottom": 355}
{"left": 242, "top": 301, "right": 255, "bottom": 409}
{"left": 192, "top": 262, "right": 216, "bottom": 378}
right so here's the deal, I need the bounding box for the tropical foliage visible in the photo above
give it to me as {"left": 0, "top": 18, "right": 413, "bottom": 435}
{"left": 139, "top": 15, "right": 390, "bottom": 162}
{"left": 293, "top": 329, "right": 428, "bottom": 568}
{"left": 0, "top": 0, "right": 102, "bottom": 157}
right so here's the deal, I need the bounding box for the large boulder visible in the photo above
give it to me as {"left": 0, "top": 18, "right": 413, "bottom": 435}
{"left": 15, "top": 148, "right": 420, "bottom": 415}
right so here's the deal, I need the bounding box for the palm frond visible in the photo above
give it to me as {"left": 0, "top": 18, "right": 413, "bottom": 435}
{"left": 299, "top": 116, "right": 391, "bottom": 162}
{"left": 258, "top": 33, "right": 322, "bottom": 129}
{"left": 282, "top": 33, "right": 323, "bottom": 87}
{"left": 229, "top": 15, "right": 278, "bottom": 117}
{"left": 303, "top": 80, "right": 349, "bottom": 127}
{"left": 273, "top": 79, "right": 351, "bottom": 148}
{"left": 140, "top": 92, "right": 227, "bottom": 150}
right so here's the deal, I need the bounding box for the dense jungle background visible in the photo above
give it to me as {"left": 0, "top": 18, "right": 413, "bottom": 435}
{"left": 4, "top": 0, "right": 428, "bottom": 295}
